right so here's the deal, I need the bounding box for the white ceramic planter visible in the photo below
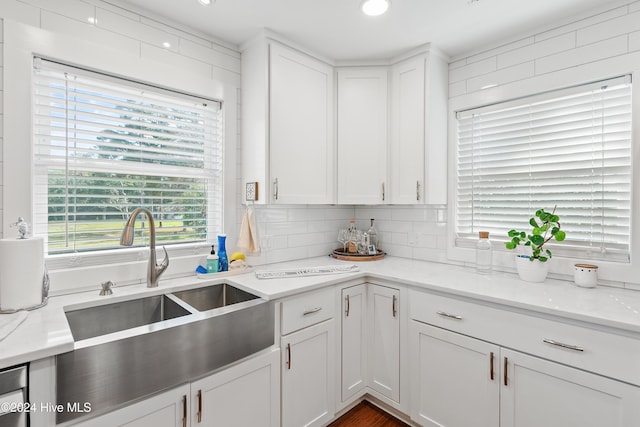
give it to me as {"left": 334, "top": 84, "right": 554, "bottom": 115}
{"left": 515, "top": 255, "right": 549, "bottom": 282}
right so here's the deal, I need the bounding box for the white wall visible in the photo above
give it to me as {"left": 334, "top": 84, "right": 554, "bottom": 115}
{"left": 447, "top": 0, "right": 640, "bottom": 289}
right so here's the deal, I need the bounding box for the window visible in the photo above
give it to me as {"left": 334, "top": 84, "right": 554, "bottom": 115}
{"left": 455, "top": 76, "right": 632, "bottom": 262}
{"left": 32, "top": 58, "right": 223, "bottom": 254}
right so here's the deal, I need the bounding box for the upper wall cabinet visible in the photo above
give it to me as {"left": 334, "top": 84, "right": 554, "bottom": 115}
{"left": 389, "top": 51, "right": 448, "bottom": 205}
{"left": 336, "top": 67, "right": 388, "bottom": 204}
{"left": 241, "top": 39, "right": 335, "bottom": 204}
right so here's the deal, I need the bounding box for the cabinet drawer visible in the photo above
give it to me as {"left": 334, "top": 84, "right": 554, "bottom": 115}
{"left": 281, "top": 287, "right": 335, "bottom": 335}
{"left": 409, "top": 288, "right": 640, "bottom": 386}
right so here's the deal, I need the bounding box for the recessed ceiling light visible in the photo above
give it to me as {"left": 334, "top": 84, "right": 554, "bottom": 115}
{"left": 198, "top": 0, "right": 212, "bottom": 5}
{"left": 87, "top": 17, "right": 97, "bottom": 25}
{"left": 361, "top": 0, "right": 390, "bottom": 16}
{"left": 163, "top": 42, "right": 172, "bottom": 48}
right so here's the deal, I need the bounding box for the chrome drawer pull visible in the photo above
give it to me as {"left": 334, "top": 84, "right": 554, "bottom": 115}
{"left": 543, "top": 339, "right": 584, "bottom": 352}
{"left": 437, "top": 311, "right": 462, "bottom": 320}
{"left": 303, "top": 307, "right": 322, "bottom": 316}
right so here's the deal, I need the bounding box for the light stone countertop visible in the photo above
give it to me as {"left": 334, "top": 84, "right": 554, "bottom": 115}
{"left": 1, "top": 256, "right": 639, "bottom": 370}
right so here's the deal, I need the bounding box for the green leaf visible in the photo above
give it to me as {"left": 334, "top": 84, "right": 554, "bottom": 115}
{"left": 530, "top": 235, "right": 544, "bottom": 246}
{"left": 529, "top": 218, "right": 538, "bottom": 228}
{"left": 505, "top": 242, "right": 517, "bottom": 250}
{"left": 508, "top": 229, "right": 520, "bottom": 237}
{"left": 555, "top": 230, "right": 566, "bottom": 241}
{"left": 538, "top": 256, "right": 548, "bottom": 262}
{"left": 532, "top": 227, "right": 541, "bottom": 235}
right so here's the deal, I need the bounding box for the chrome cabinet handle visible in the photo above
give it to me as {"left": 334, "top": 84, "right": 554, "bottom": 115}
{"left": 273, "top": 178, "right": 279, "bottom": 200}
{"left": 436, "top": 311, "right": 463, "bottom": 320}
{"left": 286, "top": 343, "right": 291, "bottom": 370}
{"left": 543, "top": 339, "right": 584, "bottom": 352}
{"left": 303, "top": 307, "right": 322, "bottom": 316}
{"left": 392, "top": 294, "right": 397, "bottom": 317}
{"left": 345, "top": 295, "right": 350, "bottom": 317}
{"left": 182, "top": 395, "right": 188, "bottom": 427}
{"left": 382, "top": 182, "right": 385, "bottom": 201}
{"left": 416, "top": 181, "right": 420, "bottom": 201}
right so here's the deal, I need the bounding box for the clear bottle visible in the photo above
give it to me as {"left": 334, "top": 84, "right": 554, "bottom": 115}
{"left": 367, "top": 218, "right": 378, "bottom": 250}
{"left": 347, "top": 219, "right": 358, "bottom": 253}
{"left": 476, "top": 231, "right": 492, "bottom": 274}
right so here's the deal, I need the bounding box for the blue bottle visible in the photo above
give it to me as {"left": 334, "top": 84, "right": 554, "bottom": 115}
{"left": 217, "top": 234, "right": 228, "bottom": 272}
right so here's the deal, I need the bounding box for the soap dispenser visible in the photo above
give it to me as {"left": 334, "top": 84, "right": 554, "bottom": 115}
{"left": 206, "top": 245, "right": 219, "bottom": 273}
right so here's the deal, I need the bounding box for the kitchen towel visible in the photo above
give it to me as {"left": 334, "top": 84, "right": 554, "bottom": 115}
{"left": 0, "top": 311, "right": 28, "bottom": 342}
{"left": 237, "top": 206, "right": 261, "bottom": 255}
{"left": 0, "top": 236, "right": 45, "bottom": 311}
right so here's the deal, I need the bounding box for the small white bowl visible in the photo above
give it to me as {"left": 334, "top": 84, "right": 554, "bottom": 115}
{"left": 574, "top": 263, "right": 598, "bottom": 288}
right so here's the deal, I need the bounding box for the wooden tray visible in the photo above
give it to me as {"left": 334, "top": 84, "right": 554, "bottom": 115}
{"left": 330, "top": 248, "right": 385, "bottom": 262}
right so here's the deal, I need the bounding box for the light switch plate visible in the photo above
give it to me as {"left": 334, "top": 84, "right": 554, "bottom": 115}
{"left": 245, "top": 182, "right": 258, "bottom": 201}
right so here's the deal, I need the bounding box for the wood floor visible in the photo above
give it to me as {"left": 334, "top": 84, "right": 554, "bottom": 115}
{"left": 329, "top": 401, "right": 409, "bottom": 427}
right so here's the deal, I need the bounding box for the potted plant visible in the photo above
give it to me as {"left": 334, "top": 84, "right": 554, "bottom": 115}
{"left": 505, "top": 207, "right": 566, "bottom": 282}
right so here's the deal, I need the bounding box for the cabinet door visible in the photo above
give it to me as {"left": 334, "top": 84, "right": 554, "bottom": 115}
{"left": 269, "top": 43, "right": 334, "bottom": 204}
{"left": 190, "top": 349, "right": 280, "bottom": 427}
{"left": 409, "top": 321, "right": 500, "bottom": 427}
{"left": 337, "top": 68, "right": 387, "bottom": 204}
{"left": 341, "top": 284, "right": 367, "bottom": 403}
{"left": 368, "top": 284, "right": 400, "bottom": 403}
{"left": 389, "top": 56, "right": 425, "bottom": 204}
{"left": 76, "top": 384, "right": 190, "bottom": 427}
{"left": 282, "top": 319, "right": 335, "bottom": 427}
{"left": 501, "top": 348, "right": 640, "bottom": 427}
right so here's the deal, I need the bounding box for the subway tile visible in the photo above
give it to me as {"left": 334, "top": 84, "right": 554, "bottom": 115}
{"left": 288, "top": 206, "right": 325, "bottom": 221}
{"left": 96, "top": 8, "right": 179, "bottom": 52}
{"left": 630, "top": 30, "right": 640, "bottom": 52}
{"left": 179, "top": 37, "right": 241, "bottom": 73}
{"left": 498, "top": 33, "right": 575, "bottom": 69}
{"left": 449, "top": 56, "right": 496, "bottom": 83}
{"left": 354, "top": 206, "right": 393, "bottom": 221}
{"left": 535, "top": 35, "right": 628, "bottom": 74}
{"left": 577, "top": 10, "right": 640, "bottom": 46}
{"left": 265, "top": 247, "right": 307, "bottom": 264}
{"left": 381, "top": 243, "right": 412, "bottom": 259}
{"left": 41, "top": 11, "right": 141, "bottom": 56}
{"left": 467, "top": 37, "right": 535, "bottom": 64}
{"left": 449, "top": 80, "right": 466, "bottom": 97}
{"left": 631, "top": 1, "right": 640, "bottom": 14}
{"left": 26, "top": 0, "right": 94, "bottom": 24}
{"left": 0, "top": 0, "right": 40, "bottom": 27}
{"left": 267, "top": 221, "right": 307, "bottom": 236}
{"left": 466, "top": 61, "right": 534, "bottom": 93}
{"left": 535, "top": 6, "right": 627, "bottom": 42}
{"left": 141, "top": 43, "right": 212, "bottom": 78}
{"left": 448, "top": 58, "right": 467, "bottom": 70}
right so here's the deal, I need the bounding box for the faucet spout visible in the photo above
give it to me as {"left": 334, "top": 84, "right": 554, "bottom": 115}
{"left": 120, "top": 207, "right": 169, "bottom": 288}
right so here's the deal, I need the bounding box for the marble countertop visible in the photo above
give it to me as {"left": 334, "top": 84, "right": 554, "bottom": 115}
{"left": 2, "top": 256, "right": 639, "bottom": 370}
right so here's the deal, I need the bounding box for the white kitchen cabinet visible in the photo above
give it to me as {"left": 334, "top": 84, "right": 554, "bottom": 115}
{"left": 336, "top": 68, "right": 388, "bottom": 204}
{"left": 501, "top": 348, "right": 640, "bottom": 427}
{"left": 408, "top": 289, "right": 640, "bottom": 427}
{"left": 241, "top": 39, "right": 334, "bottom": 204}
{"left": 75, "top": 349, "right": 279, "bottom": 427}
{"left": 75, "top": 384, "right": 190, "bottom": 427}
{"left": 340, "top": 284, "right": 367, "bottom": 403}
{"left": 190, "top": 348, "right": 280, "bottom": 427}
{"left": 410, "top": 321, "right": 500, "bottom": 427}
{"left": 368, "top": 284, "right": 400, "bottom": 403}
{"left": 281, "top": 319, "right": 336, "bottom": 427}
{"left": 389, "top": 49, "right": 448, "bottom": 205}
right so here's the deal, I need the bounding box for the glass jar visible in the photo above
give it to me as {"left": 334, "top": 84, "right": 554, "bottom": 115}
{"left": 476, "top": 231, "right": 492, "bottom": 274}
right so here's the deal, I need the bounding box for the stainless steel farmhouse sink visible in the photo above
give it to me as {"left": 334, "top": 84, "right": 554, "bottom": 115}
{"left": 172, "top": 282, "right": 259, "bottom": 311}
{"left": 56, "top": 283, "right": 273, "bottom": 424}
{"left": 64, "top": 294, "right": 191, "bottom": 341}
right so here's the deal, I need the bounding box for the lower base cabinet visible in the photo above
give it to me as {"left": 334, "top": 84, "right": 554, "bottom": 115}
{"left": 281, "top": 319, "right": 335, "bottom": 427}
{"left": 410, "top": 321, "right": 640, "bottom": 427}
{"left": 74, "top": 348, "right": 280, "bottom": 427}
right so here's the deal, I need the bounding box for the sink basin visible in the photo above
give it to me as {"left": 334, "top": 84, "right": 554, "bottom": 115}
{"left": 172, "top": 283, "right": 258, "bottom": 311}
{"left": 57, "top": 283, "right": 274, "bottom": 424}
{"left": 65, "top": 295, "right": 191, "bottom": 341}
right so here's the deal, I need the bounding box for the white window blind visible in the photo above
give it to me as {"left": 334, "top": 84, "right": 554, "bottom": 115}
{"left": 32, "top": 58, "right": 223, "bottom": 254}
{"left": 456, "top": 76, "right": 632, "bottom": 262}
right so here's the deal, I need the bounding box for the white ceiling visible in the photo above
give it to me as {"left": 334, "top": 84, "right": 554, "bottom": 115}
{"left": 113, "top": 0, "right": 624, "bottom": 60}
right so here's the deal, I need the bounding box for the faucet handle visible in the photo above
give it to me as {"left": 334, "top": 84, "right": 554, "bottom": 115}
{"left": 99, "top": 280, "right": 115, "bottom": 296}
{"left": 156, "top": 246, "right": 170, "bottom": 273}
